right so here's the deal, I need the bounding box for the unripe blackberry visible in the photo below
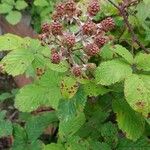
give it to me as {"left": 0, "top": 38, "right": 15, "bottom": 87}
{"left": 72, "top": 65, "right": 82, "bottom": 77}
{"left": 56, "top": 3, "right": 65, "bottom": 16}
{"left": 101, "top": 17, "right": 115, "bottom": 32}
{"left": 94, "top": 36, "right": 107, "bottom": 48}
{"left": 63, "top": 34, "right": 76, "bottom": 48}
{"left": 41, "top": 23, "right": 51, "bottom": 33}
{"left": 65, "top": 0, "right": 76, "bottom": 16}
{"left": 51, "top": 52, "right": 61, "bottom": 64}
{"left": 51, "top": 22, "right": 63, "bottom": 36}
{"left": 82, "top": 21, "right": 96, "bottom": 36}
{"left": 85, "top": 43, "right": 99, "bottom": 56}
{"left": 87, "top": 0, "right": 100, "bottom": 16}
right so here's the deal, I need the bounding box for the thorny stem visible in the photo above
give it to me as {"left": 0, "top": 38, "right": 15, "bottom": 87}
{"left": 106, "top": 0, "right": 150, "bottom": 54}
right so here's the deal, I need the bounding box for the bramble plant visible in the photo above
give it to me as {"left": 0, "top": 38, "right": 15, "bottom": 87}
{"left": 0, "top": 0, "right": 150, "bottom": 149}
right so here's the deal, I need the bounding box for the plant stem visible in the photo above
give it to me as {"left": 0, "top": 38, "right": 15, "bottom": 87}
{"left": 106, "top": 0, "right": 149, "bottom": 54}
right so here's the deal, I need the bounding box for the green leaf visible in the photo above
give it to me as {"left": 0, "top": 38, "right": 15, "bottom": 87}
{"left": 96, "top": 59, "right": 132, "bottom": 85}
{"left": 134, "top": 53, "right": 150, "bottom": 71}
{"left": 100, "top": 122, "right": 118, "bottom": 148}
{"left": 1, "top": 49, "right": 34, "bottom": 76}
{"left": 6, "top": 11, "right": 22, "bottom": 25}
{"left": 44, "top": 143, "right": 65, "bottom": 150}
{"left": 58, "top": 88, "right": 87, "bottom": 121}
{"left": 113, "top": 98, "right": 145, "bottom": 140}
{"left": 0, "top": 3, "right": 13, "bottom": 14}
{"left": 0, "top": 34, "right": 25, "bottom": 51}
{"left": 117, "top": 137, "right": 150, "bottom": 150}
{"left": 15, "top": 70, "right": 62, "bottom": 112}
{"left": 34, "top": 0, "right": 49, "bottom": 7}
{"left": 61, "top": 76, "right": 79, "bottom": 99}
{"left": 113, "top": 45, "right": 133, "bottom": 64}
{"left": 100, "top": 43, "right": 114, "bottom": 60}
{"left": 0, "top": 112, "right": 12, "bottom": 137}
{"left": 0, "top": 92, "right": 12, "bottom": 102}
{"left": 124, "top": 74, "right": 150, "bottom": 116}
{"left": 2, "top": 0, "right": 15, "bottom": 5}
{"left": 12, "top": 124, "right": 27, "bottom": 146}
{"left": 83, "top": 81, "right": 111, "bottom": 96}
{"left": 59, "top": 113, "right": 86, "bottom": 139}
{"left": 65, "top": 136, "right": 90, "bottom": 150}
{"left": 15, "top": 0, "right": 28, "bottom": 10}
{"left": 136, "top": 2, "right": 150, "bottom": 23}
{"left": 47, "top": 60, "right": 69, "bottom": 73}
{"left": 12, "top": 124, "right": 43, "bottom": 150}
{"left": 26, "top": 112, "right": 58, "bottom": 141}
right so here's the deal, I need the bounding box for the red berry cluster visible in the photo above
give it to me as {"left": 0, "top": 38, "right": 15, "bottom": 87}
{"left": 39, "top": 0, "right": 115, "bottom": 77}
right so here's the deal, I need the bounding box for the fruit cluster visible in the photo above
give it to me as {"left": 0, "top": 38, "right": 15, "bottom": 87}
{"left": 39, "top": 0, "right": 115, "bottom": 77}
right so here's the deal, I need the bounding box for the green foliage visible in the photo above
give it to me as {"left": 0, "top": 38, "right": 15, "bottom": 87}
{"left": 113, "top": 98, "right": 145, "bottom": 140}
{"left": 95, "top": 59, "right": 132, "bottom": 85}
{"left": 134, "top": 53, "right": 150, "bottom": 71}
{"left": 0, "top": 111, "right": 12, "bottom": 137}
{"left": 25, "top": 112, "right": 58, "bottom": 141}
{"left": 0, "top": 0, "right": 28, "bottom": 25}
{"left": 124, "top": 74, "right": 150, "bottom": 116}
{"left": 0, "top": 0, "right": 150, "bottom": 149}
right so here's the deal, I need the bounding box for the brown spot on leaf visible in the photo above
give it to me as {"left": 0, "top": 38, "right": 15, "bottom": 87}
{"left": 135, "top": 101, "right": 146, "bottom": 108}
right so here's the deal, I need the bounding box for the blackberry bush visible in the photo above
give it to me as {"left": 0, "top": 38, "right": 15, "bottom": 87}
{"left": 0, "top": 0, "right": 150, "bottom": 150}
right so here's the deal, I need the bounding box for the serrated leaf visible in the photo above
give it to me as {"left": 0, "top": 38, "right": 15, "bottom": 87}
{"left": 83, "top": 81, "right": 111, "bottom": 96}
{"left": 15, "top": 0, "right": 28, "bottom": 10}
{"left": 113, "top": 45, "right": 133, "bottom": 64}
{"left": 0, "top": 112, "right": 12, "bottom": 137}
{"left": 6, "top": 11, "right": 22, "bottom": 25}
{"left": 0, "top": 34, "right": 25, "bottom": 51}
{"left": 113, "top": 98, "right": 145, "bottom": 140}
{"left": 100, "top": 43, "right": 114, "bottom": 60}
{"left": 134, "top": 53, "right": 150, "bottom": 71}
{"left": 117, "top": 137, "right": 150, "bottom": 150}
{"left": 26, "top": 112, "right": 58, "bottom": 141}
{"left": 59, "top": 113, "right": 86, "bottom": 139}
{"left": 100, "top": 122, "right": 118, "bottom": 147}
{"left": 58, "top": 88, "right": 87, "bottom": 121}
{"left": 65, "top": 136, "right": 90, "bottom": 150}
{"left": 96, "top": 59, "right": 132, "bottom": 85}
{"left": 0, "top": 92, "right": 12, "bottom": 102}
{"left": 44, "top": 143, "right": 65, "bottom": 150}
{"left": 1, "top": 49, "right": 34, "bottom": 76}
{"left": 61, "top": 76, "right": 79, "bottom": 99}
{"left": 12, "top": 124, "right": 43, "bottom": 150}
{"left": 2, "top": 0, "right": 15, "bottom": 5}
{"left": 34, "top": 0, "right": 49, "bottom": 7}
{"left": 15, "top": 70, "right": 63, "bottom": 112}
{"left": 47, "top": 60, "right": 69, "bottom": 72}
{"left": 0, "top": 3, "right": 13, "bottom": 14}
{"left": 124, "top": 74, "right": 150, "bottom": 116}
